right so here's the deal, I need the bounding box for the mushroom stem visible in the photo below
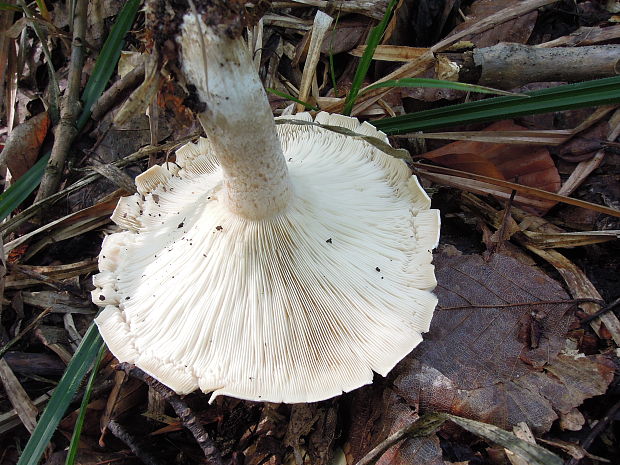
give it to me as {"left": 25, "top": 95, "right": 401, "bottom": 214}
{"left": 179, "top": 14, "right": 292, "bottom": 220}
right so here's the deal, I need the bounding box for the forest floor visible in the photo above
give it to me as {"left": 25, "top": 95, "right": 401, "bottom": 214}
{"left": 0, "top": 1, "right": 619, "bottom": 464}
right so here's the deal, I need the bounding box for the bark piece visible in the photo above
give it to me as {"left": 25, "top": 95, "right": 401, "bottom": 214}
{"left": 473, "top": 43, "right": 620, "bottom": 89}
{"left": 4, "top": 351, "right": 66, "bottom": 376}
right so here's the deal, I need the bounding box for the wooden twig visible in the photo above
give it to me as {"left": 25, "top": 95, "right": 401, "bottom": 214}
{"left": 566, "top": 399, "right": 620, "bottom": 465}
{"left": 0, "top": 308, "right": 52, "bottom": 359}
{"left": 8, "top": 264, "right": 85, "bottom": 297}
{"left": 119, "top": 363, "right": 224, "bottom": 465}
{"left": 468, "top": 44, "right": 620, "bottom": 89}
{"left": 580, "top": 297, "right": 620, "bottom": 326}
{"left": 91, "top": 64, "right": 146, "bottom": 121}
{"left": 34, "top": 0, "right": 88, "bottom": 204}
{"left": 107, "top": 420, "right": 166, "bottom": 465}
{"left": 440, "top": 298, "right": 603, "bottom": 311}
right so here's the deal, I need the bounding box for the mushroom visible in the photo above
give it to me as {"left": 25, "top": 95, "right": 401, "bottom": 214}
{"left": 91, "top": 10, "right": 440, "bottom": 403}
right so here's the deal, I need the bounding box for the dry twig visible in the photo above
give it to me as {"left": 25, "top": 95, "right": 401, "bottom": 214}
{"left": 107, "top": 420, "right": 167, "bottom": 465}
{"left": 34, "top": 0, "right": 88, "bottom": 204}
{"left": 119, "top": 363, "right": 224, "bottom": 465}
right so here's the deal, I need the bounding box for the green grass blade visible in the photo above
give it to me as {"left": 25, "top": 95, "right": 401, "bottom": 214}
{"left": 78, "top": 0, "right": 141, "bottom": 130}
{"left": 34, "top": 0, "right": 50, "bottom": 19}
{"left": 266, "top": 88, "right": 319, "bottom": 111}
{"left": 0, "top": 153, "right": 49, "bottom": 222}
{"left": 373, "top": 75, "right": 620, "bottom": 134}
{"left": 365, "top": 77, "right": 521, "bottom": 96}
{"left": 342, "top": 0, "right": 398, "bottom": 115}
{"left": 0, "top": 3, "right": 21, "bottom": 11}
{"left": 0, "top": 0, "right": 140, "bottom": 222}
{"left": 17, "top": 325, "right": 104, "bottom": 465}
{"left": 65, "top": 342, "right": 106, "bottom": 465}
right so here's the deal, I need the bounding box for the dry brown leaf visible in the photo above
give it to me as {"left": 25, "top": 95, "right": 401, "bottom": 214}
{"left": 451, "top": 0, "right": 538, "bottom": 47}
{"left": 558, "top": 121, "right": 608, "bottom": 162}
{"left": 4, "top": 193, "right": 121, "bottom": 259}
{"left": 284, "top": 403, "right": 338, "bottom": 465}
{"left": 344, "top": 386, "right": 445, "bottom": 465}
{"left": 393, "top": 248, "right": 614, "bottom": 434}
{"left": 423, "top": 121, "right": 561, "bottom": 194}
{"left": 0, "top": 112, "right": 49, "bottom": 180}
{"left": 322, "top": 19, "right": 367, "bottom": 55}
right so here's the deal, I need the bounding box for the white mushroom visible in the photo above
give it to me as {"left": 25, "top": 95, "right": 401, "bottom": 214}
{"left": 92, "top": 11, "right": 440, "bottom": 403}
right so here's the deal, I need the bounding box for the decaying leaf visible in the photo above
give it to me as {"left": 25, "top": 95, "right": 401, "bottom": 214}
{"left": 394, "top": 248, "right": 614, "bottom": 434}
{"left": 450, "top": 0, "right": 538, "bottom": 47}
{"left": 421, "top": 120, "right": 561, "bottom": 211}
{"left": 344, "top": 386, "right": 445, "bottom": 465}
{"left": 0, "top": 111, "right": 49, "bottom": 180}
{"left": 422, "top": 121, "right": 561, "bottom": 193}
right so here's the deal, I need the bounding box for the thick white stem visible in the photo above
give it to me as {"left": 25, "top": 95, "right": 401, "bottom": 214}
{"left": 179, "top": 14, "right": 292, "bottom": 220}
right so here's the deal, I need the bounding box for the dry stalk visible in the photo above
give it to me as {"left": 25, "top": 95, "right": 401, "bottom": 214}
{"left": 34, "top": 0, "right": 88, "bottom": 204}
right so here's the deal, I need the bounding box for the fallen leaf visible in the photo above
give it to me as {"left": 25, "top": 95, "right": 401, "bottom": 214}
{"left": 558, "top": 121, "right": 608, "bottom": 162}
{"left": 344, "top": 386, "right": 445, "bottom": 465}
{"left": 423, "top": 121, "right": 561, "bottom": 193}
{"left": 421, "top": 120, "right": 561, "bottom": 211}
{"left": 451, "top": 0, "right": 538, "bottom": 47}
{"left": 322, "top": 19, "right": 367, "bottom": 55}
{"left": 0, "top": 112, "right": 49, "bottom": 180}
{"left": 394, "top": 248, "right": 615, "bottom": 434}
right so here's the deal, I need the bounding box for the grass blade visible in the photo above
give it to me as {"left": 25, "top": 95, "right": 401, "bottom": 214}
{"left": 78, "top": 0, "right": 141, "bottom": 130}
{"left": 0, "top": 154, "right": 49, "bottom": 222}
{"left": 365, "top": 77, "right": 521, "bottom": 96}
{"left": 267, "top": 88, "right": 319, "bottom": 111}
{"left": 0, "top": 0, "right": 140, "bottom": 222}
{"left": 342, "top": 0, "right": 398, "bottom": 115}
{"left": 0, "top": 3, "right": 21, "bottom": 11}
{"left": 373, "top": 76, "right": 620, "bottom": 134}
{"left": 17, "top": 325, "right": 104, "bottom": 465}
{"left": 65, "top": 343, "right": 106, "bottom": 465}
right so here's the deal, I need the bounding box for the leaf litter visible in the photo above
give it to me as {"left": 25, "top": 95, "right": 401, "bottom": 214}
{"left": 1, "top": 0, "right": 620, "bottom": 464}
{"left": 394, "top": 247, "right": 614, "bottom": 434}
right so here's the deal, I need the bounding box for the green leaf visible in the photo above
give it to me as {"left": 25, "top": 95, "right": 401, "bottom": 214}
{"left": 0, "top": 3, "right": 21, "bottom": 11}
{"left": 78, "top": 0, "right": 141, "bottom": 130}
{"left": 34, "top": 0, "right": 49, "bottom": 18}
{"left": 17, "top": 325, "right": 104, "bottom": 465}
{"left": 342, "top": 0, "right": 398, "bottom": 115}
{"left": 0, "top": 0, "right": 140, "bottom": 223}
{"left": 365, "top": 77, "right": 521, "bottom": 96}
{"left": 372, "top": 75, "right": 620, "bottom": 134}
{"left": 0, "top": 153, "right": 50, "bottom": 222}
{"left": 266, "top": 88, "right": 319, "bottom": 111}
{"left": 65, "top": 342, "right": 106, "bottom": 465}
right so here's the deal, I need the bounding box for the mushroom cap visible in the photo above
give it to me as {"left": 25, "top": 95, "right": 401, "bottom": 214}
{"left": 92, "top": 112, "right": 440, "bottom": 403}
